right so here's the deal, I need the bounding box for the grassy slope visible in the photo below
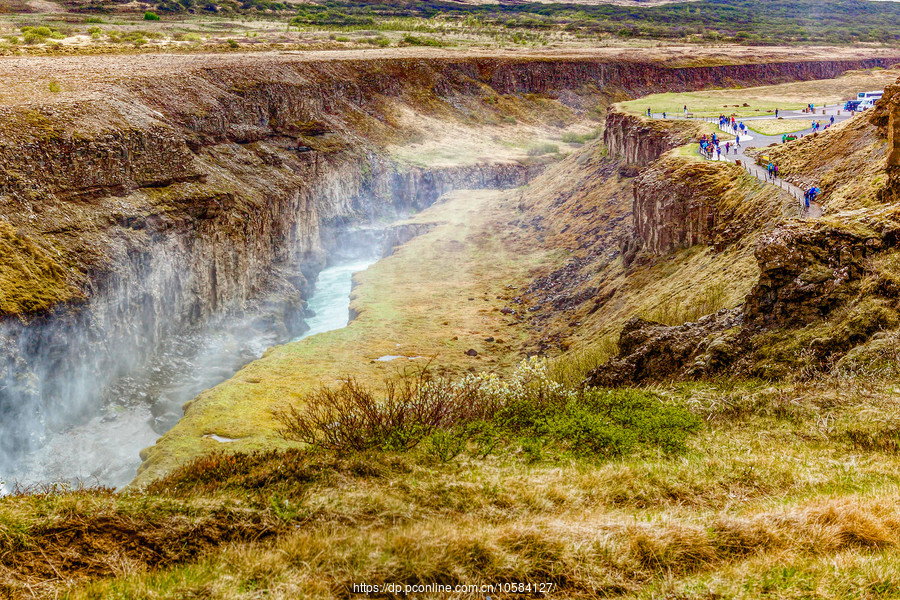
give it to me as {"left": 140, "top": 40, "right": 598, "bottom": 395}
{"left": 506, "top": 142, "right": 795, "bottom": 361}
{"left": 5, "top": 378, "right": 900, "bottom": 598}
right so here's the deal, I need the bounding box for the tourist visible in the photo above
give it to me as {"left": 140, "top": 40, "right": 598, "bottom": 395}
{"left": 684, "top": 104, "right": 688, "bottom": 115}
{"left": 775, "top": 108, "right": 779, "bottom": 118}
{"left": 663, "top": 111, "right": 666, "bottom": 119}
{"left": 774, "top": 164, "right": 779, "bottom": 179}
{"left": 725, "top": 141, "right": 730, "bottom": 154}
{"left": 830, "top": 115, "right": 835, "bottom": 126}
{"left": 736, "top": 134, "right": 740, "bottom": 147}
{"left": 782, "top": 133, "right": 787, "bottom": 143}
{"left": 717, "top": 146, "right": 721, "bottom": 160}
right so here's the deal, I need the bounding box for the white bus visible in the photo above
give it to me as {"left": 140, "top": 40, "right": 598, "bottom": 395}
{"left": 857, "top": 90, "right": 884, "bottom": 110}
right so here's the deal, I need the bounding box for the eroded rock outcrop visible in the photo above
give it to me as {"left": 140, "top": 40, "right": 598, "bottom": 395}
{"left": 744, "top": 217, "right": 891, "bottom": 328}
{"left": 585, "top": 309, "right": 743, "bottom": 387}
{"left": 589, "top": 206, "right": 900, "bottom": 384}
{"left": 604, "top": 110, "right": 701, "bottom": 166}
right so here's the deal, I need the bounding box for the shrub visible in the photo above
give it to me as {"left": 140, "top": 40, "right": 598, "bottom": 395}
{"left": 363, "top": 36, "right": 390, "bottom": 47}
{"left": 227, "top": 38, "right": 239, "bottom": 48}
{"left": 84, "top": 17, "right": 103, "bottom": 23}
{"left": 48, "top": 81, "right": 60, "bottom": 93}
{"left": 402, "top": 34, "right": 446, "bottom": 47}
{"left": 23, "top": 33, "right": 45, "bottom": 45}
{"left": 527, "top": 143, "right": 559, "bottom": 156}
{"left": 561, "top": 128, "right": 601, "bottom": 144}
{"left": 144, "top": 11, "right": 161, "bottom": 20}
{"left": 276, "top": 367, "right": 497, "bottom": 452}
{"left": 278, "top": 358, "right": 701, "bottom": 461}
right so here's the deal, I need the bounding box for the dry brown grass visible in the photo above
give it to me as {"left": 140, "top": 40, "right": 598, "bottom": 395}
{"left": 765, "top": 113, "right": 889, "bottom": 212}
{"left": 5, "top": 377, "right": 900, "bottom": 598}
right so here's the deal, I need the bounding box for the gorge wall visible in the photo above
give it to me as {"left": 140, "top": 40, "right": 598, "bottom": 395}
{"left": 603, "top": 110, "right": 702, "bottom": 167}
{"left": 1, "top": 50, "right": 898, "bottom": 484}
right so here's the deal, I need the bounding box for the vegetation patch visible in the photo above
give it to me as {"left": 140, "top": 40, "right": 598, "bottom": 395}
{"left": 0, "top": 221, "right": 80, "bottom": 316}
{"left": 277, "top": 360, "right": 701, "bottom": 460}
{"left": 747, "top": 118, "right": 812, "bottom": 136}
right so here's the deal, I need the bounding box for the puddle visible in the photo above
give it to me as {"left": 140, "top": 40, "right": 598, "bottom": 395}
{"left": 203, "top": 434, "right": 241, "bottom": 443}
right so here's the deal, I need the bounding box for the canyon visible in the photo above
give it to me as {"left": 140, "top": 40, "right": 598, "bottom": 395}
{"left": 5, "top": 39, "right": 900, "bottom": 598}
{"left": 1, "top": 48, "right": 900, "bottom": 490}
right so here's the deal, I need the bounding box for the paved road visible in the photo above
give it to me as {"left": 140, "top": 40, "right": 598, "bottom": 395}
{"left": 650, "top": 104, "right": 856, "bottom": 218}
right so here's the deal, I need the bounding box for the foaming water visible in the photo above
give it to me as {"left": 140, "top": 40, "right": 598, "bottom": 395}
{"left": 0, "top": 255, "right": 377, "bottom": 495}
{"left": 295, "top": 258, "right": 376, "bottom": 340}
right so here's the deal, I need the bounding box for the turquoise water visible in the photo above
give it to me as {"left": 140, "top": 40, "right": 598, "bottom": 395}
{"left": 296, "top": 258, "right": 376, "bottom": 340}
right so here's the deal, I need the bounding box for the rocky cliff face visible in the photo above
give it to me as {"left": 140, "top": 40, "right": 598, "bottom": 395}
{"left": 630, "top": 152, "right": 793, "bottom": 256}
{"left": 871, "top": 83, "right": 900, "bottom": 204}
{"left": 603, "top": 110, "right": 701, "bottom": 166}
{"left": 588, "top": 205, "right": 900, "bottom": 385}
{"left": 633, "top": 157, "right": 734, "bottom": 254}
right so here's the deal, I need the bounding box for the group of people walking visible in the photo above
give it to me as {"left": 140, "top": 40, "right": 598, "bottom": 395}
{"left": 698, "top": 132, "right": 739, "bottom": 160}
{"left": 810, "top": 115, "right": 836, "bottom": 133}
{"left": 720, "top": 115, "right": 747, "bottom": 137}
{"left": 650, "top": 103, "right": 827, "bottom": 213}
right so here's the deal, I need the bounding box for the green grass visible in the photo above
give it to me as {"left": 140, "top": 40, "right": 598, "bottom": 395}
{"left": 747, "top": 118, "right": 812, "bottom": 136}
{"left": 527, "top": 142, "right": 560, "bottom": 156}
{"left": 276, "top": 358, "right": 701, "bottom": 459}
{"left": 619, "top": 92, "right": 789, "bottom": 119}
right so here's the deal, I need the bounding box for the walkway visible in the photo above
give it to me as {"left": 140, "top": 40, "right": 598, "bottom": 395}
{"left": 707, "top": 125, "right": 824, "bottom": 218}
{"left": 651, "top": 104, "right": 855, "bottom": 218}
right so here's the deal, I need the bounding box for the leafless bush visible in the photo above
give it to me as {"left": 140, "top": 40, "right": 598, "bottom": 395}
{"left": 275, "top": 367, "right": 500, "bottom": 452}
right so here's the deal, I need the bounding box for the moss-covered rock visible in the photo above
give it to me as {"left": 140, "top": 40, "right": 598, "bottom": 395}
{"left": 0, "top": 221, "right": 79, "bottom": 316}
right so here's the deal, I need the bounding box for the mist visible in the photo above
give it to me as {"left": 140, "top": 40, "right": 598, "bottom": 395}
{"left": 0, "top": 229, "right": 383, "bottom": 494}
